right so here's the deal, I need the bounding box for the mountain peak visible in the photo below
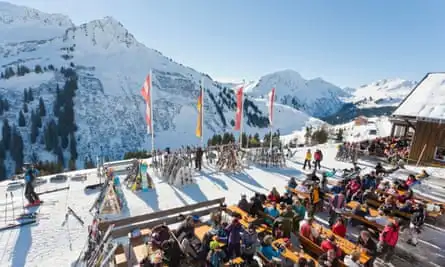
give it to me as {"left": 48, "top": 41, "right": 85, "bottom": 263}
{"left": 63, "top": 16, "right": 140, "bottom": 50}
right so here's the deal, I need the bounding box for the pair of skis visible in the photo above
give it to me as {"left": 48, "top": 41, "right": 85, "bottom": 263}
{"left": 1, "top": 192, "right": 40, "bottom": 232}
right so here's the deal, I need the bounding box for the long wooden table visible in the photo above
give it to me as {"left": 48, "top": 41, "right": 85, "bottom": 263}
{"left": 272, "top": 238, "right": 318, "bottom": 265}
{"left": 226, "top": 205, "right": 270, "bottom": 233}
{"left": 312, "top": 222, "right": 370, "bottom": 264}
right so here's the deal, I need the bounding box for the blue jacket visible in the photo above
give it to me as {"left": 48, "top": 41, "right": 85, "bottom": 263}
{"left": 25, "top": 169, "right": 39, "bottom": 183}
{"left": 264, "top": 207, "right": 279, "bottom": 225}
{"left": 260, "top": 244, "right": 283, "bottom": 260}
{"left": 225, "top": 223, "right": 245, "bottom": 245}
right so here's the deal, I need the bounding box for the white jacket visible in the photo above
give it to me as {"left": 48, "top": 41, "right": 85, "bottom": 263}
{"left": 343, "top": 255, "right": 361, "bottom": 267}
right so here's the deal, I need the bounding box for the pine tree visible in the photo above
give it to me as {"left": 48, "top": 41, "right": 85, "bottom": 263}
{"left": 0, "top": 141, "right": 5, "bottom": 159}
{"left": 3, "top": 99, "right": 9, "bottom": 111}
{"left": 28, "top": 89, "right": 34, "bottom": 101}
{"left": 0, "top": 99, "right": 3, "bottom": 116}
{"left": 30, "top": 111, "right": 38, "bottom": 143}
{"left": 68, "top": 159, "right": 76, "bottom": 171}
{"left": 0, "top": 159, "right": 6, "bottom": 181}
{"left": 23, "top": 102, "right": 28, "bottom": 113}
{"left": 23, "top": 88, "right": 28, "bottom": 103}
{"left": 2, "top": 119, "right": 11, "bottom": 150}
{"left": 18, "top": 111, "right": 26, "bottom": 127}
{"left": 61, "top": 134, "right": 69, "bottom": 149}
{"left": 39, "top": 97, "right": 46, "bottom": 116}
{"left": 336, "top": 128, "right": 344, "bottom": 142}
{"left": 69, "top": 132, "right": 78, "bottom": 160}
{"left": 34, "top": 65, "right": 43, "bottom": 73}
{"left": 54, "top": 145, "right": 64, "bottom": 167}
{"left": 10, "top": 127, "right": 24, "bottom": 173}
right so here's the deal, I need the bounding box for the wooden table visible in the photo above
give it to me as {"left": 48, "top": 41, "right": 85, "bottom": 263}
{"left": 226, "top": 205, "right": 270, "bottom": 233}
{"left": 131, "top": 236, "right": 148, "bottom": 264}
{"left": 313, "top": 223, "right": 370, "bottom": 264}
{"left": 272, "top": 238, "right": 318, "bottom": 265}
{"left": 114, "top": 244, "right": 128, "bottom": 267}
{"left": 225, "top": 257, "right": 244, "bottom": 266}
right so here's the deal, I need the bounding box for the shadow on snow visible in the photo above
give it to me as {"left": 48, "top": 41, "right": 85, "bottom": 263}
{"left": 11, "top": 222, "right": 34, "bottom": 267}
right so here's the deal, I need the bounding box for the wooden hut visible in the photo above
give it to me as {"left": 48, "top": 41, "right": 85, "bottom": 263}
{"left": 390, "top": 72, "right": 445, "bottom": 164}
{"left": 354, "top": 116, "right": 368, "bottom": 126}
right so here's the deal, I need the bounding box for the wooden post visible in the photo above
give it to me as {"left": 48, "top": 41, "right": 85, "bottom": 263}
{"left": 390, "top": 123, "right": 396, "bottom": 137}
{"left": 416, "top": 144, "right": 427, "bottom": 167}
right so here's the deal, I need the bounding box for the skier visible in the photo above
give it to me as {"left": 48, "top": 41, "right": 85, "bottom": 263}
{"left": 24, "top": 164, "right": 41, "bottom": 206}
{"left": 195, "top": 147, "right": 203, "bottom": 171}
{"left": 314, "top": 149, "right": 323, "bottom": 170}
{"left": 303, "top": 149, "right": 312, "bottom": 170}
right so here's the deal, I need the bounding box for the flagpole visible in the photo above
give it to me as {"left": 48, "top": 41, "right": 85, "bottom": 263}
{"left": 201, "top": 77, "right": 204, "bottom": 148}
{"left": 269, "top": 89, "right": 274, "bottom": 153}
{"left": 239, "top": 80, "right": 245, "bottom": 148}
{"left": 149, "top": 69, "right": 155, "bottom": 155}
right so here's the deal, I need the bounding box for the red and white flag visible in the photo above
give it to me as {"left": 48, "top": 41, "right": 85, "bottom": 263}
{"left": 234, "top": 86, "right": 244, "bottom": 131}
{"left": 268, "top": 87, "right": 275, "bottom": 126}
{"left": 141, "top": 74, "right": 152, "bottom": 134}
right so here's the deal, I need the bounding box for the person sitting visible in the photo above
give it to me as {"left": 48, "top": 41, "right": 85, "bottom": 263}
{"left": 299, "top": 217, "right": 320, "bottom": 243}
{"left": 296, "top": 182, "right": 310, "bottom": 193}
{"left": 268, "top": 187, "right": 281, "bottom": 203}
{"left": 386, "top": 184, "right": 398, "bottom": 195}
{"left": 379, "top": 197, "right": 396, "bottom": 215}
{"left": 288, "top": 177, "right": 297, "bottom": 189}
{"left": 318, "top": 249, "right": 338, "bottom": 267}
{"left": 292, "top": 199, "right": 307, "bottom": 221}
{"left": 264, "top": 202, "right": 280, "bottom": 225}
{"left": 361, "top": 173, "right": 377, "bottom": 191}
{"left": 399, "top": 199, "right": 413, "bottom": 213}
{"left": 416, "top": 170, "right": 429, "bottom": 180}
{"left": 238, "top": 194, "right": 250, "bottom": 212}
{"left": 330, "top": 181, "right": 345, "bottom": 194}
{"left": 332, "top": 218, "right": 347, "bottom": 238}
{"left": 207, "top": 240, "right": 226, "bottom": 267}
{"left": 241, "top": 224, "right": 259, "bottom": 263}
{"left": 260, "top": 235, "right": 285, "bottom": 261}
{"left": 406, "top": 174, "right": 420, "bottom": 188}
{"left": 151, "top": 223, "right": 171, "bottom": 248}
{"left": 351, "top": 203, "right": 370, "bottom": 226}
{"left": 320, "top": 235, "right": 342, "bottom": 258}
{"left": 273, "top": 223, "right": 285, "bottom": 239}
{"left": 346, "top": 177, "right": 361, "bottom": 202}
{"left": 344, "top": 251, "right": 361, "bottom": 267}
{"left": 377, "top": 180, "right": 390, "bottom": 191}
{"left": 358, "top": 230, "right": 377, "bottom": 267}
{"left": 362, "top": 189, "right": 378, "bottom": 204}
{"left": 328, "top": 191, "right": 345, "bottom": 226}
{"left": 161, "top": 238, "right": 182, "bottom": 267}
{"left": 281, "top": 192, "right": 293, "bottom": 205}
{"left": 396, "top": 190, "right": 413, "bottom": 204}
{"left": 276, "top": 205, "right": 295, "bottom": 237}
{"left": 366, "top": 210, "right": 390, "bottom": 226}
{"left": 375, "top": 162, "right": 386, "bottom": 176}
{"left": 249, "top": 195, "right": 263, "bottom": 217}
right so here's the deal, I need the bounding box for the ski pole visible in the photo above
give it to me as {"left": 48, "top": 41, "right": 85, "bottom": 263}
{"left": 10, "top": 192, "right": 14, "bottom": 219}
{"left": 21, "top": 185, "right": 25, "bottom": 214}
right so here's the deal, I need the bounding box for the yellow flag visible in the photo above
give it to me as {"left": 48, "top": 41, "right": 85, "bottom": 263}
{"left": 195, "top": 87, "right": 203, "bottom": 137}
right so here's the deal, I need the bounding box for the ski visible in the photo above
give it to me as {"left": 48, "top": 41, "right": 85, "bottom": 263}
{"left": 86, "top": 224, "right": 115, "bottom": 267}
{"left": 0, "top": 219, "right": 36, "bottom": 232}
{"left": 67, "top": 206, "right": 85, "bottom": 226}
{"left": 37, "top": 186, "right": 70, "bottom": 196}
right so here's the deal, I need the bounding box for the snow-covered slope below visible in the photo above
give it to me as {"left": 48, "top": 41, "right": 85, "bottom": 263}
{"left": 0, "top": 2, "right": 322, "bottom": 177}
{"left": 244, "top": 70, "right": 347, "bottom": 118}
{"left": 343, "top": 78, "right": 416, "bottom": 108}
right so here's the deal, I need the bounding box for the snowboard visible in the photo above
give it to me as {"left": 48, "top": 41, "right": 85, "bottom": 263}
{"left": 140, "top": 163, "right": 149, "bottom": 192}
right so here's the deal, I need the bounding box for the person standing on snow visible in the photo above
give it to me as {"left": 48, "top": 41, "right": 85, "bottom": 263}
{"left": 24, "top": 164, "right": 41, "bottom": 205}
{"left": 195, "top": 147, "right": 203, "bottom": 171}
{"left": 407, "top": 204, "right": 425, "bottom": 246}
{"left": 314, "top": 149, "right": 323, "bottom": 170}
{"left": 303, "top": 149, "right": 312, "bottom": 170}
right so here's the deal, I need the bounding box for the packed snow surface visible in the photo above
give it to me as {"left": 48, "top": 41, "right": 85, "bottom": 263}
{"left": 393, "top": 73, "right": 445, "bottom": 120}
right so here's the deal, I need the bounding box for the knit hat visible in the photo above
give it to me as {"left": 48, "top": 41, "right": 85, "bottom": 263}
{"left": 209, "top": 240, "right": 220, "bottom": 250}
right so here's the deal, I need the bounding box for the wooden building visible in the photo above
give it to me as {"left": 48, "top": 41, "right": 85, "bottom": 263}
{"left": 390, "top": 72, "right": 445, "bottom": 164}
{"left": 354, "top": 116, "right": 368, "bottom": 126}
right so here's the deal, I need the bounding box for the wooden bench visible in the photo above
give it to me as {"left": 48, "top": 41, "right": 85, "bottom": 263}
{"left": 313, "top": 223, "right": 370, "bottom": 265}
{"left": 114, "top": 244, "right": 128, "bottom": 267}
{"left": 272, "top": 238, "right": 318, "bottom": 264}
{"left": 298, "top": 233, "right": 347, "bottom": 267}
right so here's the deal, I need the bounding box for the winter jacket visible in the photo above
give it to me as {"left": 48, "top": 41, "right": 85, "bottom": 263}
{"left": 358, "top": 236, "right": 377, "bottom": 256}
{"left": 264, "top": 207, "right": 279, "bottom": 225}
{"left": 267, "top": 193, "right": 280, "bottom": 203}
{"left": 379, "top": 224, "right": 399, "bottom": 247}
{"left": 249, "top": 198, "right": 263, "bottom": 216}
{"left": 300, "top": 222, "right": 314, "bottom": 242}
{"left": 347, "top": 181, "right": 361, "bottom": 194}
{"left": 274, "top": 214, "right": 293, "bottom": 237}
{"left": 320, "top": 240, "right": 342, "bottom": 258}
{"left": 25, "top": 169, "right": 39, "bottom": 183}
{"left": 305, "top": 152, "right": 312, "bottom": 160}
{"left": 411, "top": 211, "right": 425, "bottom": 227}
{"left": 207, "top": 249, "right": 226, "bottom": 267}
{"left": 238, "top": 199, "right": 250, "bottom": 212}
{"left": 314, "top": 151, "right": 323, "bottom": 161}
{"left": 176, "top": 222, "right": 194, "bottom": 239}
{"left": 260, "top": 244, "right": 283, "bottom": 260}
{"left": 362, "top": 176, "right": 376, "bottom": 190}
{"left": 241, "top": 231, "right": 259, "bottom": 255}
{"left": 311, "top": 187, "right": 320, "bottom": 204}
{"left": 287, "top": 179, "right": 297, "bottom": 189}
{"left": 330, "top": 193, "right": 345, "bottom": 211}
{"left": 293, "top": 204, "right": 306, "bottom": 219}
{"left": 225, "top": 223, "right": 245, "bottom": 245}
{"left": 332, "top": 223, "right": 347, "bottom": 238}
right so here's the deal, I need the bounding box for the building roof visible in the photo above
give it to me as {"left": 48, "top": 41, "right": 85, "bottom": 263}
{"left": 393, "top": 72, "right": 445, "bottom": 122}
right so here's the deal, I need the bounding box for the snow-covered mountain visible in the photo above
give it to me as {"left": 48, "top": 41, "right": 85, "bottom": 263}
{"left": 244, "top": 70, "right": 347, "bottom": 117}
{"left": 0, "top": 2, "right": 324, "bottom": 177}
{"left": 342, "top": 78, "right": 417, "bottom": 108}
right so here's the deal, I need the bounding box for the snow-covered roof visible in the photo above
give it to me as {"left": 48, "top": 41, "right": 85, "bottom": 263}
{"left": 393, "top": 72, "right": 445, "bottom": 121}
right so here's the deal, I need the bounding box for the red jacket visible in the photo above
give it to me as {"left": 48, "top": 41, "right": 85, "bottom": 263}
{"left": 314, "top": 151, "right": 322, "bottom": 161}
{"left": 267, "top": 193, "right": 280, "bottom": 203}
{"left": 332, "top": 223, "right": 347, "bottom": 238}
{"left": 320, "top": 240, "right": 342, "bottom": 257}
{"left": 300, "top": 223, "right": 314, "bottom": 242}
{"left": 380, "top": 224, "right": 399, "bottom": 247}
{"left": 347, "top": 181, "right": 361, "bottom": 194}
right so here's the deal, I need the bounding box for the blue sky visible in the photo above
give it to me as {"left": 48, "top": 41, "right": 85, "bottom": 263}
{"left": 11, "top": 0, "right": 445, "bottom": 87}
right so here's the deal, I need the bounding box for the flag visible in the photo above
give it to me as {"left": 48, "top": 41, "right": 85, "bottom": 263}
{"left": 268, "top": 87, "right": 275, "bottom": 126}
{"left": 234, "top": 86, "right": 244, "bottom": 131}
{"left": 141, "top": 74, "right": 152, "bottom": 133}
{"left": 195, "top": 86, "right": 203, "bottom": 137}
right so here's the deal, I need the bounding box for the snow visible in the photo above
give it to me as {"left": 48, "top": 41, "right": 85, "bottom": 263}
{"left": 330, "top": 116, "right": 392, "bottom": 143}
{"left": 242, "top": 69, "right": 347, "bottom": 117}
{"left": 0, "top": 72, "right": 53, "bottom": 90}
{"left": 393, "top": 73, "right": 445, "bottom": 121}
{"left": 343, "top": 78, "right": 416, "bottom": 108}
